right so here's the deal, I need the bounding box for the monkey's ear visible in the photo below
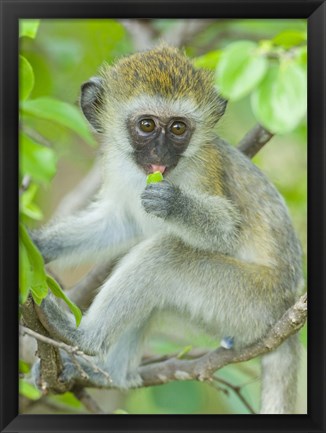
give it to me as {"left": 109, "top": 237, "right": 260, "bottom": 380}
{"left": 80, "top": 77, "right": 105, "bottom": 133}
{"left": 217, "top": 95, "right": 228, "bottom": 119}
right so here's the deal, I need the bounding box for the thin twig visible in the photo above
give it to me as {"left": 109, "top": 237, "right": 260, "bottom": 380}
{"left": 20, "top": 325, "right": 111, "bottom": 383}
{"left": 72, "top": 386, "right": 106, "bottom": 414}
{"left": 20, "top": 325, "right": 84, "bottom": 356}
{"left": 23, "top": 125, "right": 52, "bottom": 147}
{"left": 141, "top": 348, "right": 208, "bottom": 365}
{"left": 70, "top": 355, "right": 89, "bottom": 381}
{"left": 19, "top": 175, "right": 31, "bottom": 196}
{"left": 23, "top": 293, "right": 306, "bottom": 394}
{"left": 213, "top": 377, "right": 256, "bottom": 414}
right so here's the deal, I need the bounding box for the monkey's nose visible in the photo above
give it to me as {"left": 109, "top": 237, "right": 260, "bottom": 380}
{"left": 150, "top": 145, "right": 169, "bottom": 162}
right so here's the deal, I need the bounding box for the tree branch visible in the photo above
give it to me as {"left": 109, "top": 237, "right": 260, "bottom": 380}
{"left": 20, "top": 325, "right": 112, "bottom": 385}
{"left": 211, "top": 377, "right": 256, "bottom": 414}
{"left": 138, "top": 293, "right": 307, "bottom": 387}
{"left": 119, "top": 19, "right": 158, "bottom": 51}
{"left": 52, "top": 161, "right": 102, "bottom": 218}
{"left": 20, "top": 297, "right": 65, "bottom": 394}
{"left": 23, "top": 293, "right": 306, "bottom": 395}
{"left": 67, "top": 257, "right": 122, "bottom": 310}
{"left": 237, "top": 124, "right": 274, "bottom": 158}
{"left": 161, "top": 19, "right": 215, "bottom": 47}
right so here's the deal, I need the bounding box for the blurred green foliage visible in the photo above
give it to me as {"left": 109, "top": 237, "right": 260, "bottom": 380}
{"left": 19, "top": 18, "right": 307, "bottom": 415}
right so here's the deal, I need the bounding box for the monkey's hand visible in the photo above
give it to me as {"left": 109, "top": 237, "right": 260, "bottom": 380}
{"left": 141, "top": 180, "right": 180, "bottom": 219}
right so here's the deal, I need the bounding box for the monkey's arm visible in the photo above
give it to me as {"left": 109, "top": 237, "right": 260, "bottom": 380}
{"left": 31, "top": 202, "right": 140, "bottom": 264}
{"left": 141, "top": 181, "right": 241, "bottom": 254}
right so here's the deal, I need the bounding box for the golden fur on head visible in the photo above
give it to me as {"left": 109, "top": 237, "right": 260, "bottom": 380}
{"left": 99, "top": 45, "right": 226, "bottom": 124}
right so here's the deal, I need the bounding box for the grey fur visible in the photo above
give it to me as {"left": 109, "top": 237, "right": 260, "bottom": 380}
{"left": 32, "top": 49, "right": 303, "bottom": 414}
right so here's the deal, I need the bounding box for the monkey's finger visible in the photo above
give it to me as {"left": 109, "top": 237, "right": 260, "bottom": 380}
{"left": 144, "top": 180, "right": 173, "bottom": 192}
{"left": 141, "top": 199, "right": 169, "bottom": 219}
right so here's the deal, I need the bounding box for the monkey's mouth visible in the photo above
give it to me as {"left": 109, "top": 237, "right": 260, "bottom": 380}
{"left": 148, "top": 164, "right": 167, "bottom": 174}
{"left": 140, "top": 162, "right": 177, "bottom": 175}
{"left": 141, "top": 164, "right": 169, "bottom": 175}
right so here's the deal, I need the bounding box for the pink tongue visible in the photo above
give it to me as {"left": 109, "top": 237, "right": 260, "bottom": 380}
{"left": 150, "top": 164, "right": 166, "bottom": 173}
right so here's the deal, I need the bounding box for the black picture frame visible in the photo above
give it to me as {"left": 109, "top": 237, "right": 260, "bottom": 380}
{"left": 1, "top": 1, "right": 325, "bottom": 432}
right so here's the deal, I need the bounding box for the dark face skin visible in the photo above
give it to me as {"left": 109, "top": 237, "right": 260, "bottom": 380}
{"left": 127, "top": 114, "right": 194, "bottom": 174}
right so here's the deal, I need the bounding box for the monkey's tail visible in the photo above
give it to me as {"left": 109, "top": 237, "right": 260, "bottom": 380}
{"left": 260, "top": 334, "right": 300, "bottom": 414}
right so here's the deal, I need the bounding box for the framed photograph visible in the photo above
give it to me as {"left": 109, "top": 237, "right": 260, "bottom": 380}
{"left": 1, "top": 1, "right": 325, "bottom": 432}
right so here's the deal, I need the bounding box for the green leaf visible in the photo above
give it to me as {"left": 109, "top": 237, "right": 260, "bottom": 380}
{"left": 146, "top": 171, "right": 164, "bottom": 184}
{"left": 19, "top": 225, "right": 86, "bottom": 310}
{"left": 272, "top": 30, "right": 306, "bottom": 49}
{"left": 20, "top": 183, "right": 38, "bottom": 206}
{"left": 193, "top": 51, "right": 222, "bottom": 70}
{"left": 46, "top": 275, "right": 82, "bottom": 327}
{"left": 20, "top": 184, "right": 44, "bottom": 220}
{"left": 20, "top": 56, "right": 35, "bottom": 102}
{"left": 295, "top": 46, "right": 307, "bottom": 68}
{"left": 20, "top": 132, "right": 57, "bottom": 183}
{"left": 19, "top": 379, "right": 41, "bottom": 400}
{"left": 19, "top": 359, "right": 31, "bottom": 374}
{"left": 300, "top": 323, "right": 307, "bottom": 347}
{"left": 21, "top": 202, "right": 44, "bottom": 221}
{"left": 21, "top": 97, "right": 95, "bottom": 145}
{"left": 177, "top": 345, "right": 193, "bottom": 359}
{"left": 19, "top": 19, "right": 40, "bottom": 39}
{"left": 251, "top": 61, "right": 307, "bottom": 134}
{"left": 19, "top": 379, "right": 42, "bottom": 400}
{"left": 49, "top": 392, "right": 83, "bottom": 409}
{"left": 216, "top": 41, "right": 268, "bottom": 100}
{"left": 19, "top": 223, "right": 48, "bottom": 304}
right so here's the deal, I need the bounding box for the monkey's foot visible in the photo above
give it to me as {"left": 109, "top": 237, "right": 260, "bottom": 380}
{"left": 32, "top": 351, "right": 113, "bottom": 391}
{"left": 110, "top": 371, "right": 143, "bottom": 390}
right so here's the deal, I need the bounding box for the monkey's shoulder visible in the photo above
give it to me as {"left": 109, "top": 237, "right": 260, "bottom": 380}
{"left": 199, "top": 137, "right": 285, "bottom": 208}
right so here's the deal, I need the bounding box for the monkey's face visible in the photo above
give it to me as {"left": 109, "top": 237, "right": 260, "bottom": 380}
{"left": 127, "top": 114, "right": 194, "bottom": 175}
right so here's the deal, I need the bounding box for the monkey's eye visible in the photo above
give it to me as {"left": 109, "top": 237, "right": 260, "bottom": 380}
{"left": 139, "top": 119, "right": 156, "bottom": 133}
{"left": 170, "top": 121, "right": 186, "bottom": 136}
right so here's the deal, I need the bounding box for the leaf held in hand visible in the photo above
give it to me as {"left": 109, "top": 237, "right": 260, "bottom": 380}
{"left": 146, "top": 171, "right": 164, "bottom": 184}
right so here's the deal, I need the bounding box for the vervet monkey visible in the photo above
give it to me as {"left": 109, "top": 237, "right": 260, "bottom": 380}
{"left": 32, "top": 45, "right": 303, "bottom": 414}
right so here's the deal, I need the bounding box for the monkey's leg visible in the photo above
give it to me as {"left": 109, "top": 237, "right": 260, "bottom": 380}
{"left": 40, "top": 232, "right": 293, "bottom": 350}
{"left": 37, "top": 296, "right": 152, "bottom": 389}
{"left": 100, "top": 322, "right": 153, "bottom": 388}
{"left": 39, "top": 234, "right": 298, "bottom": 411}
{"left": 35, "top": 325, "right": 149, "bottom": 390}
